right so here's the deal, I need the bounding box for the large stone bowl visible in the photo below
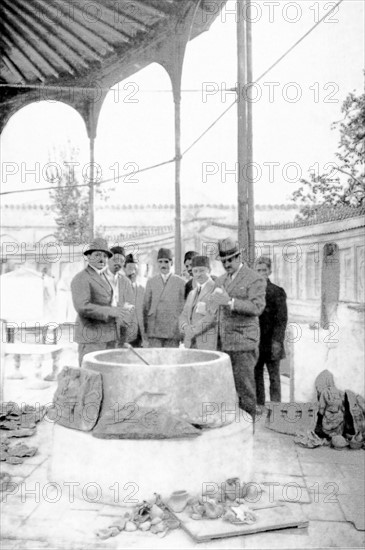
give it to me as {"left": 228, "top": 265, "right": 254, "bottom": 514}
{"left": 50, "top": 348, "right": 254, "bottom": 504}
{"left": 83, "top": 348, "right": 237, "bottom": 427}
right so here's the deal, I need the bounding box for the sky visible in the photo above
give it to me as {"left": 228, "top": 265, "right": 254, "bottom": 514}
{"left": 1, "top": 0, "right": 364, "bottom": 213}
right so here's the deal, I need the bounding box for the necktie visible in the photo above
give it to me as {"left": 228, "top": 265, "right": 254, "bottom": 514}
{"left": 224, "top": 274, "right": 232, "bottom": 290}
{"left": 193, "top": 286, "right": 201, "bottom": 307}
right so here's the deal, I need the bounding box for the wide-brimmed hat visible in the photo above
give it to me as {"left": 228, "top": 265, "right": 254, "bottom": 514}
{"left": 157, "top": 248, "right": 173, "bottom": 261}
{"left": 218, "top": 238, "right": 241, "bottom": 260}
{"left": 191, "top": 255, "right": 210, "bottom": 269}
{"left": 84, "top": 238, "right": 112, "bottom": 258}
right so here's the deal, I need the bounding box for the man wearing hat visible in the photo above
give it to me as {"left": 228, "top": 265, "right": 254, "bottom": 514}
{"left": 71, "top": 238, "right": 133, "bottom": 365}
{"left": 208, "top": 237, "right": 266, "bottom": 418}
{"left": 124, "top": 253, "right": 147, "bottom": 347}
{"left": 143, "top": 248, "right": 185, "bottom": 347}
{"left": 179, "top": 256, "right": 218, "bottom": 350}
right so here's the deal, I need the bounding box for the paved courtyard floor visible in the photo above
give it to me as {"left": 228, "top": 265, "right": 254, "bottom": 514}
{"left": 1, "top": 347, "right": 364, "bottom": 549}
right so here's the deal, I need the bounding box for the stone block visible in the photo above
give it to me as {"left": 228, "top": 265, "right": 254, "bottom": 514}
{"left": 52, "top": 366, "right": 102, "bottom": 431}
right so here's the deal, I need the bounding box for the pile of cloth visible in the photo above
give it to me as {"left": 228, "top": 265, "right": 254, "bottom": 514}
{"left": 295, "top": 370, "right": 365, "bottom": 450}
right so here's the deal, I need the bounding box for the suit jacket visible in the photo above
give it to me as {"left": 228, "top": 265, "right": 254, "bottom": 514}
{"left": 126, "top": 283, "right": 146, "bottom": 343}
{"left": 143, "top": 274, "right": 185, "bottom": 340}
{"left": 116, "top": 273, "right": 137, "bottom": 344}
{"left": 179, "top": 278, "right": 218, "bottom": 350}
{"left": 184, "top": 278, "right": 194, "bottom": 299}
{"left": 259, "top": 279, "right": 287, "bottom": 360}
{"left": 216, "top": 265, "right": 266, "bottom": 351}
{"left": 71, "top": 266, "right": 117, "bottom": 344}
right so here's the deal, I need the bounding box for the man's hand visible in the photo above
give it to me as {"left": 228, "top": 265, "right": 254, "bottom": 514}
{"left": 114, "top": 305, "right": 134, "bottom": 325}
{"left": 271, "top": 341, "right": 282, "bottom": 360}
{"left": 208, "top": 287, "right": 231, "bottom": 307}
{"left": 182, "top": 324, "right": 194, "bottom": 339}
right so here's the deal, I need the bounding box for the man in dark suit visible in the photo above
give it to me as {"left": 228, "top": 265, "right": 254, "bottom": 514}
{"left": 71, "top": 238, "right": 130, "bottom": 366}
{"left": 254, "top": 256, "right": 288, "bottom": 407}
{"left": 208, "top": 238, "right": 266, "bottom": 418}
{"left": 183, "top": 250, "right": 198, "bottom": 299}
{"left": 124, "top": 253, "right": 147, "bottom": 347}
{"left": 143, "top": 248, "right": 185, "bottom": 347}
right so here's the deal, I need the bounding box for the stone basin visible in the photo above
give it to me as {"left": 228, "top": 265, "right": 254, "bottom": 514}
{"left": 83, "top": 348, "right": 237, "bottom": 427}
{"left": 50, "top": 348, "right": 253, "bottom": 503}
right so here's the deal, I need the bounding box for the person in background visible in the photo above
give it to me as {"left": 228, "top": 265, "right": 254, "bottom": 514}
{"left": 254, "top": 256, "right": 287, "bottom": 410}
{"left": 71, "top": 239, "right": 129, "bottom": 366}
{"left": 124, "top": 253, "right": 147, "bottom": 347}
{"left": 183, "top": 250, "right": 198, "bottom": 299}
{"left": 143, "top": 248, "right": 185, "bottom": 348}
{"left": 104, "top": 245, "right": 135, "bottom": 346}
{"left": 179, "top": 255, "right": 217, "bottom": 350}
{"left": 208, "top": 237, "right": 266, "bottom": 419}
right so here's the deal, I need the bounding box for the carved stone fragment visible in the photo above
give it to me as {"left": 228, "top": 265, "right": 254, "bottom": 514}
{"left": 53, "top": 366, "right": 102, "bottom": 431}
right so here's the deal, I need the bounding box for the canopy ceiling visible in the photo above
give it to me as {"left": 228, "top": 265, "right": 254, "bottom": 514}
{"left": 0, "top": 0, "right": 226, "bottom": 134}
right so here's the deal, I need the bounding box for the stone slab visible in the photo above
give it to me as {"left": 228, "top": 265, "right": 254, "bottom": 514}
{"left": 265, "top": 402, "right": 318, "bottom": 436}
{"left": 52, "top": 366, "right": 102, "bottom": 432}
{"left": 338, "top": 494, "right": 365, "bottom": 530}
{"left": 300, "top": 461, "right": 344, "bottom": 478}
{"left": 304, "top": 476, "right": 365, "bottom": 496}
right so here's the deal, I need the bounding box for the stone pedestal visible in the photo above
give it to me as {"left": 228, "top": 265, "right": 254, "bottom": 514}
{"left": 50, "top": 419, "right": 253, "bottom": 504}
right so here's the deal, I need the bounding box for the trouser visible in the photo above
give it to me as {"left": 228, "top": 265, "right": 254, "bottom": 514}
{"left": 148, "top": 337, "right": 180, "bottom": 348}
{"left": 225, "top": 349, "right": 258, "bottom": 419}
{"left": 254, "top": 356, "right": 281, "bottom": 405}
{"left": 78, "top": 341, "right": 116, "bottom": 367}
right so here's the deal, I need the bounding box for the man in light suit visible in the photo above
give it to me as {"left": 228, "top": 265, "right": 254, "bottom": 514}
{"left": 179, "top": 256, "right": 217, "bottom": 350}
{"left": 143, "top": 248, "right": 185, "bottom": 347}
{"left": 208, "top": 238, "right": 266, "bottom": 418}
{"left": 106, "top": 246, "right": 135, "bottom": 346}
{"left": 124, "top": 253, "right": 147, "bottom": 347}
{"left": 71, "top": 239, "right": 130, "bottom": 366}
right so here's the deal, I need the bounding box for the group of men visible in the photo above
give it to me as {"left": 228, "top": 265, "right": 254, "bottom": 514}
{"left": 71, "top": 237, "right": 287, "bottom": 417}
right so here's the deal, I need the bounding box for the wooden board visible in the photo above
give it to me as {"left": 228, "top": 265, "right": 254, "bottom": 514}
{"left": 167, "top": 503, "right": 308, "bottom": 543}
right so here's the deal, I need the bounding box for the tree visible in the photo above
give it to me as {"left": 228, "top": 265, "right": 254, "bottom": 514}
{"left": 292, "top": 87, "right": 365, "bottom": 220}
{"left": 49, "top": 144, "right": 90, "bottom": 243}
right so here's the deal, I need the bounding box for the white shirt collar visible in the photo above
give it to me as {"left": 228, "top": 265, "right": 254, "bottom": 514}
{"left": 89, "top": 264, "right": 108, "bottom": 276}
{"left": 196, "top": 277, "right": 211, "bottom": 292}
{"left": 161, "top": 273, "right": 171, "bottom": 283}
{"left": 230, "top": 263, "right": 243, "bottom": 282}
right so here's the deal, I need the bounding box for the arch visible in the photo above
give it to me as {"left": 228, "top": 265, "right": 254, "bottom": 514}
{"left": 96, "top": 63, "right": 175, "bottom": 205}
{"left": 1, "top": 101, "right": 90, "bottom": 201}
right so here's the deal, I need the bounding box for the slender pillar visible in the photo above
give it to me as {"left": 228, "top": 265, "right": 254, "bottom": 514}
{"left": 89, "top": 136, "right": 95, "bottom": 241}
{"left": 246, "top": 0, "right": 255, "bottom": 267}
{"left": 237, "top": 3, "right": 249, "bottom": 256}
{"left": 174, "top": 92, "right": 182, "bottom": 275}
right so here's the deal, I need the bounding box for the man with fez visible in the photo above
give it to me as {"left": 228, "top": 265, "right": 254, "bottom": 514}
{"left": 105, "top": 245, "right": 135, "bottom": 346}
{"left": 71, "top": 239, "right": 134, "bottom": 366}
{"left": 143, "top": 248, "right": 185, "bottom": 347}
{"left": 208, "top": 238, "right": 266, "bottom": 419}
{"left": 254, "top": 256, "right": 287, "bottom": 409}
{"left": 179, "top": 255, "right": 218, "bottom": 350}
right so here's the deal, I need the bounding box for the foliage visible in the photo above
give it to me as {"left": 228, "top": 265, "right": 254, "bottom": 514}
{"left": 292, "top": 87, "right": 365, "bottom": 220}
{"left": 49, "top": 143, "right": 90, "bottom": 244}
